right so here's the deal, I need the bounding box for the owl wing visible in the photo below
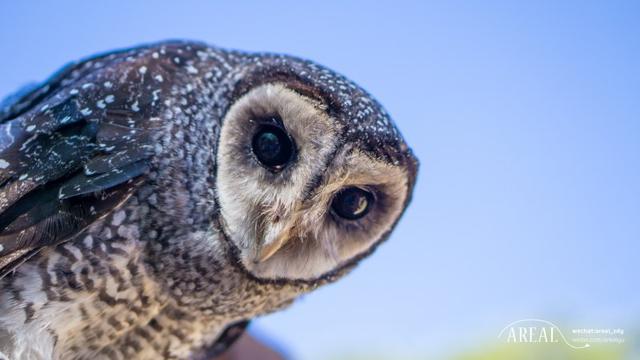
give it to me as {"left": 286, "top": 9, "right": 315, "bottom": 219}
{"left": 0, "top": 61, "right": 79, "bottom": 123}
{"left": 0, "top": 58, "right": 157, "bottom": 279}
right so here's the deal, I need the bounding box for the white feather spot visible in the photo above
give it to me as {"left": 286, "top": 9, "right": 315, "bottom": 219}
{"left": 83, "top": 235, "right": 94, "bottom": 248}
{"left": 186, "top": 65, "right": 198, "bottom": 74}
{"left": 0, "top": 159, "right": 9, "bottom": 169}
{"left": 111, "top": 210, "right": 126, "bottom": 226}
{"left": 26, "top": 125, "right": 36, "bottom": 132}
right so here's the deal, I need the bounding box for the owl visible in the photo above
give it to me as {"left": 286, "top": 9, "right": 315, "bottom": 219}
{"left": 0, "top": 41, "right": 418, "bottom": 359}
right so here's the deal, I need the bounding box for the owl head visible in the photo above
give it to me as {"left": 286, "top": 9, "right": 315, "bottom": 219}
{"left": 215, "top": 53, "right": 418, "bottom": 282}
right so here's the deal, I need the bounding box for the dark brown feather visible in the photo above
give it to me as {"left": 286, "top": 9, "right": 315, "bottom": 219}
{"left": 0, "top": 62, "right": 155, "bottom": 279}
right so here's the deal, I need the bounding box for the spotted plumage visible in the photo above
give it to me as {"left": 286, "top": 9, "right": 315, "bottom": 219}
{"left": 0, "top": 41, "right": 418, "bottom": 360}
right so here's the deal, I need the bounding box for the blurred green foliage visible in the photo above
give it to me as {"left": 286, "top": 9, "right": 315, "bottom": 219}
{"left": 451, "top": 342, "right": 627, "bottom": 360}
{"left": 330, "top": 342, "right": 629, "bottom": 360}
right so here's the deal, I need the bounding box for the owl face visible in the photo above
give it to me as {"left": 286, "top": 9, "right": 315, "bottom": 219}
{"left": 215, "top": 59, "right": 417, "bottom": 281}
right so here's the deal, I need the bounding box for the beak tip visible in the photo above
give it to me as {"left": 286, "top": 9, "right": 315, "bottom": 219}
{"left": 256, "top": 234, "right": 289, "bottom": 263}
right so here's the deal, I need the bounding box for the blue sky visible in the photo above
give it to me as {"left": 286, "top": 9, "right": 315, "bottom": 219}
{"left": 1, "top": 1, "right": 639, "bottom": 359}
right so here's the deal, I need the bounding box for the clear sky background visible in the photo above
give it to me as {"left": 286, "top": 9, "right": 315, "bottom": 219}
{"left": 1, "top": 1, "right": 639, "bottom": 359}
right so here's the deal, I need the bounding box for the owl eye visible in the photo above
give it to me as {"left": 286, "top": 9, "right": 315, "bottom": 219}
{"left": 331, "top": 187, "right": 374, "bottom": 220}
{"left": 251, "top": 124, "right": 295, "bottom": 171}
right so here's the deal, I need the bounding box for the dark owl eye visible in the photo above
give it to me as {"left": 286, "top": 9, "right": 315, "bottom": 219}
{"left": 331, "top": 187, "right": 374, "bottom": 220}
{"left": 251, "top": 124, "right": 295, "bottom": 171}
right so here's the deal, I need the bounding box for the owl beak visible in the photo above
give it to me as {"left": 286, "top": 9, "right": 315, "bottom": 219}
{"left": 256, "top": 224, "right": 294, "bottom": 263}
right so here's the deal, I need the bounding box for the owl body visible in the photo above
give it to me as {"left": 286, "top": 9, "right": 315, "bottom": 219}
{"left": 0, "top": 41, "right": 417, "bottom": 359}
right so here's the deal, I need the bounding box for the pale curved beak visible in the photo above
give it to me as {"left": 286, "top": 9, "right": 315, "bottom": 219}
{"left": 256, "top": 222, "right": 294, "bottom": 263}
